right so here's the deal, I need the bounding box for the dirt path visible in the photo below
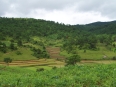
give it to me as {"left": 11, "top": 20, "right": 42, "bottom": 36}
{"left": 46, "top": 47, "right": 65, "bottom": 60}
{"left": 0, "top": 59, "right": 64, "bottom": 67}
{"left": 81, "top": 60, "right": 116, "bottom": 64}
{"left": 0, "top": 59, "right": 115, "bottom": 67}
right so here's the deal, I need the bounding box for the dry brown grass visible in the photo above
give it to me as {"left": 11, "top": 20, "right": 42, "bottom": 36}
{"left": 81, "top": 60, "right": 116, "bottom": 64}
{"left": 0, "top": 59, "right": 65, "bottom": 67}
{"left": 0, "top": 59, "right": 115, "bottom": 67}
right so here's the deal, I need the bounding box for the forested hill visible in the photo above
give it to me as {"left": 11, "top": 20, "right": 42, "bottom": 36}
{"left": 86, "top": 20, "right": 116, "bottom": 26}
{"left": 0, "top": 17, "right": 116, "bottom": 60}
{"left": 1, "top": 17, "right": 116, "bottom": 40}
{"left": 74, "top": 20, "right": 116, "bottom": 34}
{"left": 0, "top": 17, "right": 87, "bottom": 59}
{"left": 0, "top": 17, "right": 84, "bottom": 41}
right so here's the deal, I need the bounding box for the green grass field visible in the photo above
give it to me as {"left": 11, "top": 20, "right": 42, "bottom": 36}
{"left": 0, "top": 47, "right": 37, "bottom": 61}
{"left": 60, "top": 44, "right": 116, "bottom": 60}
{"left": 0, "top": 64, "right": 116, "bottom": 87}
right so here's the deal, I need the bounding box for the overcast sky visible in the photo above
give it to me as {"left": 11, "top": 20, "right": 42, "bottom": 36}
{"left": 0, "top": 0, "right": 116, "bottom": 25}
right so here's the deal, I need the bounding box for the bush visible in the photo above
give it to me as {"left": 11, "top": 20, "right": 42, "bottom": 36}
{"left": 112, "top": 56, "right": 116, "bottom": 60}
{"left": 9, "top": 43, "right": 18, "bottom": 50}
{"left": 52, "top": 66, "right": 57, "bottom": 69}
{"left": 65, "top": 54, "right": 81, "bottom": 66}
{"left": 1, "top": 48, "right": 7, "bottom": 53}
{"left": 4, "top": 57, "right": 12, "bottom": 66}
{"left": 36, "top": 68, "right": 44, "bottom": 72}
{"left": 16, "top": 51, "right": 22, "bottom": 55}
{"left": 32, "top": 47, "right": 50, "bottom": 59}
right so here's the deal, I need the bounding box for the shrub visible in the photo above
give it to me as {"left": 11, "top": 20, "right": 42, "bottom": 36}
{"left": 36, "top": 68, "right": 44, "bottom": 72}
{"left": 52, "top": 66, "right": 57, "bottom": 70}
{"left": 16, "top": 51, "right": 22, "bottom": 55}
{"left": 65, "top": 54, "right": 81, "bottom": 66}
{"left": 4, "top": 57, "right": 12, "bottom": 66}
{"left": 112, "top": 56, "right": 116, "bottom": 60}
{"left": 1, "top": 48, "right": 7, "bottom": 53}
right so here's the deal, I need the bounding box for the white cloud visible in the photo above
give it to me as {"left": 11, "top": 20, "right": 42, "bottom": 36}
{"left": 23, "top": 7, "right": 111, "bottom": 25}
{"left": 1, "top": 0, "right": 116, "bottom": 24}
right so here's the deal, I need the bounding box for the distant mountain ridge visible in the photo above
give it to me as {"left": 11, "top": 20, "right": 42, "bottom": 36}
{"left": 86, "top": 20, "right": 116, "bottom": 26}
{"left": 74, "top": 20, "right": 116, "bottom": 34}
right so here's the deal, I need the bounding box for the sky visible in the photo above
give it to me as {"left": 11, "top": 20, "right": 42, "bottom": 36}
{"left": 0, "top": 0, "right": 116, "bottom": 25}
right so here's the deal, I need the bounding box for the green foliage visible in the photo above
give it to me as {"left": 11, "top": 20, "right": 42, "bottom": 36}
{"left": 16, "top": 51, "right": 22, "bottom": 55}
{"left": 112, "top": 56, "right": 116, "bottom": 60}
{"left": 9, "top": 42, "right": 17, "bottom": 50}
{"left": 3, "top": 57, "right": 12, "bottom": 65}
{"left": 17, "top": 40, "right": 23, "bottom": 46}
{"left": 0, "top": 42, "right": 7, "bottom": 53}
{"left": 0, "top": 64, "right": 116, "bottom": 87}
{"left": 31, "top": 47, "right": 49, "bottom": 59}
{"left": 65, "top": 54, "right": 81, "bottom": 65}
{"left": 52, "top": 66, "right": 57, "bottom": 69}
{"left": 36, "top": 68, "right": 44, "bottom": 72}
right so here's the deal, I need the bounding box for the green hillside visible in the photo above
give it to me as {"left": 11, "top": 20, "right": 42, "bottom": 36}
{"left": 0, "top": 17, "right": 116, "bottom": 87}
{"left": 0, "top": 17, "right": 116, "bottom": 61}
{"left": 74, "top": 21, "right": 116, "bottom": 34}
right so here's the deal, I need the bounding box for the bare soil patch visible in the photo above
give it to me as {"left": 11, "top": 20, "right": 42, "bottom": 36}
{"left": 0, "top": 59, "right": 65, "bottom": 67}
{"left": 0, "top": 59, "right": 115, "bottom": 67}
{"left": 46, "top": 47, "right": 65, "bottom": 59}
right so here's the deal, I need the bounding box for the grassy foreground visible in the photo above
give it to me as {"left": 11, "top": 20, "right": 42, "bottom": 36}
{"left": 0, "top": 64, "right": 116, "bottom": 87}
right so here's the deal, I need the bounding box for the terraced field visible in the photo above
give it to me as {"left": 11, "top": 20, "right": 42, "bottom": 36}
{"left": 0, "top": 47, "right": 116, "bottom": 68}
{"left": 0, "top": 59, "right": 64, "bottom": 67}
{"left": 46, "top": 47, "right": 65, "bottom": 60}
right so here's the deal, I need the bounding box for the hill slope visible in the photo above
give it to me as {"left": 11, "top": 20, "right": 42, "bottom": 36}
{"left": 74, "top": 20, "right": 116, "bottom": 34}
{"left": 0, "top": 17, "right": 116, "bottom": 61}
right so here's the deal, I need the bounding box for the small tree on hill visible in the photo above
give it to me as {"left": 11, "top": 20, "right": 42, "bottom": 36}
{"left": 4, "top": 57, "right": 12, "bottom": 66}
{"left": 17, "top": 40, "right": 23, "bottom": 46}
{"left": 0, "top": 42, "right": 7, "bottom": 53}
{"left": 10, "top": 43, "right": 15, "bottom": 50}
{"left": 65, "top": 54, "right": 81, "bottom": 66}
